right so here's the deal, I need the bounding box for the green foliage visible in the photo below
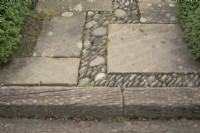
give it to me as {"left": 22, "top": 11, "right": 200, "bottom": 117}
{"left": 0, "top": 0, "right": 33, "bottom": 64}
{"left": 116, "top": 116, "right": 128, "bottom": 122}
{"left": 176, "top": 1, "right": 200, "bottom": 59}
{"left": 83, "top": 83, "right": 96, "bottom": 87}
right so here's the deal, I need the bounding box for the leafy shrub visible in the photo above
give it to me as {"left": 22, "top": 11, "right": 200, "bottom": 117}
{"left": 176, "top": 1, "right": 200, "bottom": 59}
{"left": 0, "top": 0, "right": 33, "bottom": 64}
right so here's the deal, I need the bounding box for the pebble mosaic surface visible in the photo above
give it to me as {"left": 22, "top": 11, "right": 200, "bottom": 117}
{"left": 77, "top": 0, "right": 200, "bottom": 88}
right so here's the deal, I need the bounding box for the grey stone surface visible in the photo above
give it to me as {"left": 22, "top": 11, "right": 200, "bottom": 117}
{"left": 78, "top": 78, "right": 91, "bottom": 86}
{"left": 139, "top": 0, "right": 178, "bottom": 23}
{"left": 0, "top": 87, "right": 122, "bottom": 119}
{"left": 108, "top": 24, "right": 200, "bottom": 73}
{"left": 91, "top": 27, "right": 107, "bottom": 37}
{"left": 85, "top": 20, "right": 98, "bottom": 29}
{"left": 124, "top": 87, "right": 200, "bottom": 119}
{"left": 95, "top": 73, "right": 106, "bottom": 81}
{"left": 2, "top": 119, "right": 200, "bottom": 133}
{"left": 83, "top": 40, "right": 92, "bottom": 48}
{"left": 87, "top": 11, "right": 95, "bottom": 17}
{"left": 36, "top": 0, "right": 112, "bottom": 12}
{"left": 34, "top": 12, "right": 85, "bottom": 57}
{"left": 0, "top": 58, "right": 80, "bottom": 85}
{"left": 89, "top": 56, "right": 105, "bottom": 67}
{"left": 61, "top": 12, "right": 73, "bottom": 17}
{"left": 114, "top": 9, "right": 127, "bottom": 18}
{"left": 147, "top": 76, "right": 156, "bottom": 84}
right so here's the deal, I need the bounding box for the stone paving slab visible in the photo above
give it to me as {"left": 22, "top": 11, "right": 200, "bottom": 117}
{"left": 34, "top": 12, "right": 85, "bottom": 58}
{"left": 2, "top": 119, "right": 200, "bottom": 133}
{"left": 108, "top": 24, "right": 200, "bottom": 73}
{"left": 0, "top": 58, "right": 80, "bottom": 85}
{"left": 124, "top": 87, "right": 200, "bottom": 119}
{"left": 139, "top": 0, "right": 178, "bottom": 23}
{"left": 36, "top": 0, "right": 112, "bottom": 12}
{"left": 0, "top": 87, "right": 122, "bottom": 119}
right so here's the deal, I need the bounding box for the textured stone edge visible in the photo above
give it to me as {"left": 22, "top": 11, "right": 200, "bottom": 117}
{"left": 0, "top": 86, "right": 123, "bottom": 119}
{"left": 124, "top": 87, "right": 200, "bottom": 119}
{"left": 1, "top": 86, "right": 200, "bottom": 119}
{"left": 2, "top": 118, "right": 200, "bottom": 133}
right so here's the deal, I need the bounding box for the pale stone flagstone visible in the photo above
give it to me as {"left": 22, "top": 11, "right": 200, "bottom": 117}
{"left": 36, "top": 0, "right": 112, "bottom": 12}
{"left": 34, "top": 12, "right": 85, "bottom": 57}
{"left": 0, "top": 58, "right": 80, "bottom": 85}
{"left": 108, "top": 24, "right": 200, "bottom": 73}
{"left": 138, "top": 0, "right": 178, "bottom": 23}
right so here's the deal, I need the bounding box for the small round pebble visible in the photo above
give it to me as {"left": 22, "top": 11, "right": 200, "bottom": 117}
{"left": 83, "top": 40, "right": 92, "bottom": 48}
{"left": 86, "top": 21, "right": 98, "bottom": 29}
{"left": 89, "top": 56, "right": 105, "bottom": 67}
{"left": 147, "top": 76, "right": 156, "bottom": 84}
{"left": 87, "top": 11, "right": 95, "bottom": 17}
{"left": 79, "top": 67, "right": 87, "bottom": 75}
{"left": 62, "top": 12, "right": 73, "bottom": 17}
{"left": 140, "top": 17, "right": 148, "bottom": 23}
{"left": 114, "top": 9, "right": 127, "bottom": 18}
{"left": 95, "top": 73, "right": 106, "bottom": 81}
{"left": 91, "top": 27, "right": 107, "bottom": 37}
{"left": 79, "top": 78, "right": 91, "bottom": 86}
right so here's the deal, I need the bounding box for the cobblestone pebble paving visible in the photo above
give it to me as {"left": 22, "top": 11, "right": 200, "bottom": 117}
{"left": 78, "top": 0, "right": 200, "bottom": 88}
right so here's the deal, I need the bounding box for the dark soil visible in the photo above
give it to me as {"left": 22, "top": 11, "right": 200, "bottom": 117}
{"left": 14, "top": 12, "right": 45, "bottom": 57}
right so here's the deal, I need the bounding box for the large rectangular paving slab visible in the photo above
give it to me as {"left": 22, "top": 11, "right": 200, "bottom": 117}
{"left": 36, "top": 0, "right": 112, "bottom": 12}
{"left": 108, "top": 24, "right": 200, "bottom": 73}
{"left": 139, "top": 0, "right": 178, "bottom": 23}
{"left": 0, "top": 58, "right": 80, "bottom": 85}
{"left": 34, "top": 12, "right": 85, "bottom": 57}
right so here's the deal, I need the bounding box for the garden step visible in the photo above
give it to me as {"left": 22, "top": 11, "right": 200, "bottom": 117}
{"left": 0, "top": 87, "right": 123, "bottom": 119}
{"left": 0, "top": 58, "right": 80, "bottom": 85}
{"left": 124, "top": 87, "right": 200, "bottom": 119}
{"left": 1, "top": 86, "right": 200, "bottom": 119}
{"left": 1, "top": 118, "right": 200, "bottom": 133}
{"left": 139, "top": 0, "right": 178, "bottom": 23}
{"left": 36, "top": 0, "right": 112, "bottom": 12}
{"left": 34, "top": 12, "right": 85, "bottom": 58}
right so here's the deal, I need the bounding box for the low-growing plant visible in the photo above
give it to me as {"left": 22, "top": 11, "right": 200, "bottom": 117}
{"left": 116, "top": 116, "right": 128, "bottom": 122}
{"left": 176, "top": 1, "right": 200, "bottom": 60}
{"left": 0, "top": 0, "right": 33, "bottom": 64}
